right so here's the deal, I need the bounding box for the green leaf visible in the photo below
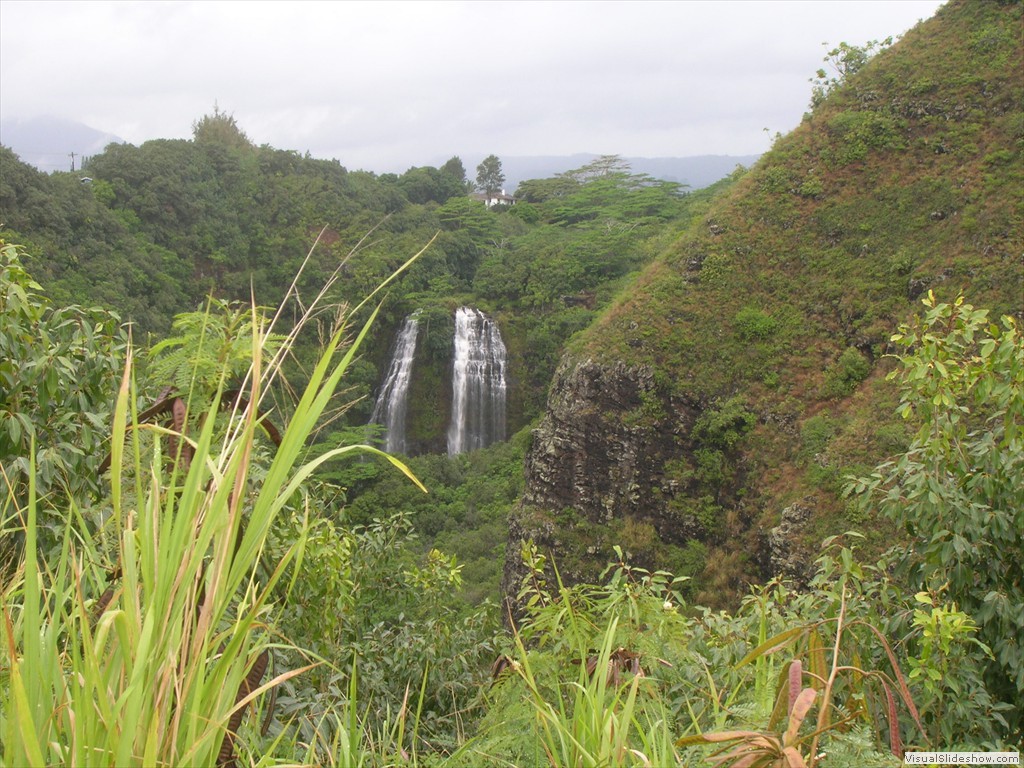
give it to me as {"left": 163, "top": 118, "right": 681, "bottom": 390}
{"left": 737, "top": 625, "right": 809, "bottom": 668}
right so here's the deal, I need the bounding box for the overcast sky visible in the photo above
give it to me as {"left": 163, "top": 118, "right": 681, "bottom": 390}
{"left": 1, "top": 0, "right": 944, "bottom": 174}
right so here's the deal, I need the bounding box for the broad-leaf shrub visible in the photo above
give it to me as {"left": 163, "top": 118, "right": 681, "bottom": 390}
{"left": 1, "top": 240, "right": 127, "bottom": 560}
{"left": 848, "top": 292, "right": 1024, "bottom": 742}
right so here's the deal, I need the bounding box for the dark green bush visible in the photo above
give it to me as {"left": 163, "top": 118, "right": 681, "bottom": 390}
{"left": 826, "top": 110, "right": 906, "bottom": 165}
{"left": 800, "top": 413, "right": 838, "bottom": 457}
{"left": 822, "top": 347, "right": 871, "bottom": 398}
{"left": 734, "top": 307, "right": 778, "bottom": 341}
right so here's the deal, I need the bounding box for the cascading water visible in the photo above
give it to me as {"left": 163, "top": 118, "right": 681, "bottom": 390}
{"left": 447, "top": 307, "right": 507, "bottom": 456}
{"left": 369, "top": 311, "right": 421, "bottom": 454}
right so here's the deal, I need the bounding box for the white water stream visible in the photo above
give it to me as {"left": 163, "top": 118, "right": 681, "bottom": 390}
{"left": 447, "top": 307, "right": 507, "bottom": 455}
{"left": 369, "top": 311, "right": 421, "bottom": 454}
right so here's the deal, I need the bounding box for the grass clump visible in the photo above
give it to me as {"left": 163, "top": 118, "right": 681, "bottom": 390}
{"left": 1, "top": 237, "right": 429, "bottom": 766}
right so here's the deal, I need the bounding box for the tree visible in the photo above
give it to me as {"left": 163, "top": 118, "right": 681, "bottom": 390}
{"left": 146, "top": 297, "right": 283, "bottom": 397}
{"left": 558, "top": 154, "right": 631, "bottom": 183}
{"left": 440, "top": 155, "right": 467, "bottom": 187}
{"left": 396, "top": 165, "right": 466, "bottom": 205}
{"left": 475, "top": 154, "right": 505, "bottom": 196}
{"left": 848, "top": 292, "right": 1024, "bottom": 740}
{"left": 809, "top": 38, "right": 892, "bottom": 109}
{"left": 515, "top": 175, "right": 578, "bottom": 203}
{"left": 191, "top": 102, "right": 253, "bottom": 150}
{"left": 436, "top": 195, "right": 498, "bottom": 240}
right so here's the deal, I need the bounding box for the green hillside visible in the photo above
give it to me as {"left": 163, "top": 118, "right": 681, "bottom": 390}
{"left": 510, "top": 0, "right": 1023, "bottom": 605}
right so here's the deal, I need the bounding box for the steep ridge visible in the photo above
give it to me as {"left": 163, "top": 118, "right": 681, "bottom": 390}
{"left": 504, "top": 0, "right": 1023, "bottom": 611}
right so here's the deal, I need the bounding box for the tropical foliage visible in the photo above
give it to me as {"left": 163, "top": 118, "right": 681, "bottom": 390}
{"left": 0, "top": 240, "right": 128, "bottom": 563}
{"left": 847, "top": 292, "right": 1024, "bottom": 738}
{"left": 2, "top": 240, "right": 1021, "bottom": 766}
{"left": 1, "top": 0, "right": 1021, "bottom": 762}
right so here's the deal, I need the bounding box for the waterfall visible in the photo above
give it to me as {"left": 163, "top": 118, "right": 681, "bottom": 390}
{"left": 369, "top": 312, "right": 421, "bottom": 454}
{"left": 447, "top": 307, "right": 507, "bottom": 456}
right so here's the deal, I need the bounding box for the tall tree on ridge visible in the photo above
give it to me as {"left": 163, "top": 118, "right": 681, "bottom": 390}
{"left": 475, "top": 154, "right": 505, "bottom": 196}
{"left": 192, "top": 102, "right": 252, "bottom": 150}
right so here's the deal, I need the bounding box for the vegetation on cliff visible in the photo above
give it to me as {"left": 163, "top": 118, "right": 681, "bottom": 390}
{"left": 514, "top": 0, "right": 1023, "bottom": 608}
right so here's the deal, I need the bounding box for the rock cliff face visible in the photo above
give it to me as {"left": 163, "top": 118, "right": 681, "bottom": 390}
{"left": 762, "top": 501, "right": 815, "bottom": 587}
{"left": 522, "top": 358, "right": 668, "bottom": 521}
{"left": 502, "top": 356, "right": 705, "bottom": 619}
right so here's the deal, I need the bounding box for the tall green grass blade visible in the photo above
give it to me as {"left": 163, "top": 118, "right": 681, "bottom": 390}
{"left": 0, "top": 237, "right": 438, "bottom": 766}
{"left": 6, "top": 660, "right": 45, "bottom": 767}
{"left": 110, "top": 347, "right": 132, "bottom": 522}
{"left": 19, "top": 444, "right": 45, "bottom": 763}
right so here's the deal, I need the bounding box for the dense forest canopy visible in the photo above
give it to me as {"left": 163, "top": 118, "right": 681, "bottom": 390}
{"left": 0, "top": 134, "right": 704, "bottom": 436}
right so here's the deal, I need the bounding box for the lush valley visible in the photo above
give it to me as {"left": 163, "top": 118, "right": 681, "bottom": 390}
{"left": 1, "top": 0, "right": 1022, "bottom": 764}
{"left": 1, "top": 129, "right": 715, "bottom": 605}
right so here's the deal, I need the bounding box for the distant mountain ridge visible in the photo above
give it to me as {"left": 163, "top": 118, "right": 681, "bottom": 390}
{"left": 1, "top": 115, "right": 758, "bottom": 190}
{"left": 464, "top": 153, "right": 762, "bottom": 193}
{"left": 0, "top": 116, "right": 123, "bottom": 173}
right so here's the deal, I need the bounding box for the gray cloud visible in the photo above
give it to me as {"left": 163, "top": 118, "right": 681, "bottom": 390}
{"left": 1, "top": 0, "right": 944, "bottom": 173}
